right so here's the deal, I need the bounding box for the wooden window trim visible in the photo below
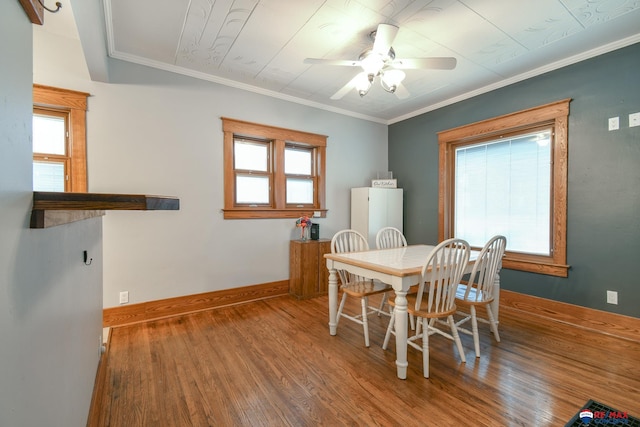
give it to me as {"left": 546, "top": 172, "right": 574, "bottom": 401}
{"left": 438, "top": 99, "right": 571, "bottom": 277}
{"left": 33, "top": 84, "right": 89, "bottom": 192}
{"left": 222, "top": 117, "right": 327, "bottom": 219}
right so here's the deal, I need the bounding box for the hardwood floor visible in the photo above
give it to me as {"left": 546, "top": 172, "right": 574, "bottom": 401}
{"left": 89, "top": 294, "right": 640, "bottom": 426}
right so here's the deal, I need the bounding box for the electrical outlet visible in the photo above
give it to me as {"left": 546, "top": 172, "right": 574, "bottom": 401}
{"left": 608, "top": 117, "right": 619, "bottom": 131}
{"left": 119, "top": 291, "right": 129, "bottom": 304}
{"left": 606, "top": 290, "right": 618, "bottom": 305}
{"left": 629, "top": 112, "right": 640, "bottom": 128}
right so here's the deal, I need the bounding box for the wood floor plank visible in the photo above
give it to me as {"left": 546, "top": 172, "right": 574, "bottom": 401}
{"left": 90, "top": 294, "right": 640, "bottom": 426}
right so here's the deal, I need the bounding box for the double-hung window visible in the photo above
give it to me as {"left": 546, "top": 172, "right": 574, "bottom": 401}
{"left": 222, "top": 118, "right": 327, "bottom": 219}
{"left": 33, "top": 84, "right": 89, "bottom": 192}
{"left": 33, "top": 108, "right": 70, "bottom": 191}
{"left": 438, "top": 99, "right": 570, "bottom": 277}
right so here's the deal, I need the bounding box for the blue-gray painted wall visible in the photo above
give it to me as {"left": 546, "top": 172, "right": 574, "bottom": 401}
{"left": 389, "top": 42, "right": 640, "bottom": 318}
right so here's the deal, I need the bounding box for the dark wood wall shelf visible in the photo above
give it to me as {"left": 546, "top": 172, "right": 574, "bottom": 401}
{"left": 30, "top": 192, "right": 180, "bottom": 228}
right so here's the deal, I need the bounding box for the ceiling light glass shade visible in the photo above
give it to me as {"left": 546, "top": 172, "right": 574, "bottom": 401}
{"left": 360, "top": 53, "right": 385, "bottom": 75}
{"left": 381, "top": 69, "right": 405, "bottom": 93}
{"left": 355, "top": 72, "right": 372, "bottom": 97}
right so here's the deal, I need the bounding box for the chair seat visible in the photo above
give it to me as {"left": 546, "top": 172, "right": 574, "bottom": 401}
{"left": 342, "top": 280, "right": 391, "bottom": 297}
{"left": 406, "top": 293, "right": 457, "bottom": 319}
{"left": 455, "top": 284, "right": 494, "bottom": 306}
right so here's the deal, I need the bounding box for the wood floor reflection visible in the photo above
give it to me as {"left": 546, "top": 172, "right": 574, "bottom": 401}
{"left": 89, "top": 294, "right": 640, "bottom": 426}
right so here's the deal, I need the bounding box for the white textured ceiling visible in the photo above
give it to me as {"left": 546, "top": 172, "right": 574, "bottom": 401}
{"left": 49, "top": 0, "right": 640, "bottom": 123}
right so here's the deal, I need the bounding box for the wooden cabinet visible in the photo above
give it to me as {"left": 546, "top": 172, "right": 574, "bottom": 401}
{"left": 289, "top": 239, "right": 331, "bottom": 299}
{"left": 351, "top": 187, "right": 403, "bottom": 248}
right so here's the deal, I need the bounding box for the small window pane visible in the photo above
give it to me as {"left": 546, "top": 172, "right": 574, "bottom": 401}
{"left": 34, "top": 161, "right": 65, "bottom": 191}
{"left": 287, "top": 178, "right": 313, "bottom": 204}
{"left": 285, "top": 147, "right": 311, "bottom": 175}
{"left": 33, "top": 114, "right": 66, "bottom": 155}
{"left": 236, "top": 175, "right": 270, "bottom": 204}
{"left": 234, "top": 140, "right": 267, "bottom": 171}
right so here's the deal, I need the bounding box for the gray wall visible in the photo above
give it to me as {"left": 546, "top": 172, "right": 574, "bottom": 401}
{"left": 0, "top": 2, "right": 103, "bottom": 426}
{"left": 389, "top": 43, "right": 640, "bottom": 318}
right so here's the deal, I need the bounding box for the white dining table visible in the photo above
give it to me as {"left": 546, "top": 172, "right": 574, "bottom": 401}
{"left": 324, "top": 244, "right": 501, "bottom": 379}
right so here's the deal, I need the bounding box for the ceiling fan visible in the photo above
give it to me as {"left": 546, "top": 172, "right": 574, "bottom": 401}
{"left": 304, "top": 23, "right": 457, "bottom": 100}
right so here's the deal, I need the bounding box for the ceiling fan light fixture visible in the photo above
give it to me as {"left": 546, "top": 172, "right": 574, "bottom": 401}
{"left": 360, "top": 52, "right": 385, "bottom": 76}
{"left": 381, "top": 69, "right": 405, "bottom": 93}
{"left": 355, "top": 72, "right": 373, "bottom": 97}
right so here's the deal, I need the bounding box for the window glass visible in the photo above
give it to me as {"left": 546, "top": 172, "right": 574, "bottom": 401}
{"left": 454, "top": 130, "right": 551, "bottom": 255}
{"left": 33, "top": 114, "right": 66, "bottom": 155}
{"left": 236, "top": 175, "right": 270, "bottom": 204}
{"left": 234, "top": 140, "right": 268, "bottom": 171}
{"left": 286, "top": 178, "right": 314, "bottom": 204}
{"left": 285, "top": 147, "right": 311, "bottom": 175}
{"left": 33, "top": 161, "right": 65, "bottom": 191}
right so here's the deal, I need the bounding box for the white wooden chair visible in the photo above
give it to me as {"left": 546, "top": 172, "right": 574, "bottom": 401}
{"left": 383, "top": 238, "right": 470, "bottom": 378}
{"left": 375, "top": 226, "right": 413, "bottom": 327}
{"left": 331, "top": 229, "right": 392, "bottom": 347}
{"left": 454, "top": 235, "right": 506, "bottom": 357}
{"left": 375, "top": 226, "right": 407, "bottom": 250}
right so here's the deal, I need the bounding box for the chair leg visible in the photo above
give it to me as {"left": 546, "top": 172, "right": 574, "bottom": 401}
{"left": 422, "top": 320, "right": 430, "bottom": 378}
{"left": 361, "top": 296, "right": 370, "bottom": 347}
{"left": 415, "top": 315, "right": 425, "bottom": 336}
{"left": 486, "top": 305, "right": 501, "bottom": 343}
{"left": 377, "top": 292, "right": 388, "bottom": 316}
{"left": 336, "top": 293, "right": 348, "bottom": 327}
{"left": 382, "top": 308, "right": 395, "bottom": 350}
{"left": 448, "top": 315, "right": 466, "bottom": 363}
{"left": 470, "top": 306, "right": 480, "bottom": 358}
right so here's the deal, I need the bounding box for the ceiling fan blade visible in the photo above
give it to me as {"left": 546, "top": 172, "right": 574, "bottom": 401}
{"left": 304, "top": 58, "right": 361, "bottom": 67}
{"left": 372, "top": 23, "right": 399, "bottom": 55}
{"left": 391, "top": 57, "right": 457, "bottom": 70}
{"left": 394, "top": 83, "right": 410, "bottom": 99}
{"left": 330, "top": 74, "right": 361, "bottom": 100}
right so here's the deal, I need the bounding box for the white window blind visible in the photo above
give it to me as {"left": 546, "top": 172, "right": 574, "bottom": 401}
{"left": 454, "top": 130, "right": 552, "bottom": 255}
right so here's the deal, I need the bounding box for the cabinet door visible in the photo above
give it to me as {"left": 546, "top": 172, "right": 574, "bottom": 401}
{"left": 350, "top": 187, "right": 370, "bottom": 243}
{"left": 351, "top": 187, "right": 404, "bottom": 248}
{"left": 289, "top": 240, "right": 319, "bottom": 299}
{"left": 367, "top": 189, "right": 387, "bottom": 246}
{"left": 385, "top": 188, "right": 404, "bottom": 233}
{"left": 316, "top": 240, "right": 331, "bottom": 294}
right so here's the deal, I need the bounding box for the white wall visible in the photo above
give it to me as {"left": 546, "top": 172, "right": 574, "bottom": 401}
{"left": 0, "top": 2, "right": 103, "bottom": 426}
{"left": 33, "top": 9, "right": 389, "bottom": 308}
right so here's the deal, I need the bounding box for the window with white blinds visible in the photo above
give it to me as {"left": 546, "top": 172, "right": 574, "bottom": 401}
{"left": 438, "top": 99, "right": 570, "bottom": 277}
{"left": 454, "top": 129, "right": 552, "bottom": 255}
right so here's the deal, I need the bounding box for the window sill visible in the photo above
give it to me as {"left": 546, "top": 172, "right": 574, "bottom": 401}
{"left": 30, "top": 191, "right": 180, "bottom": 228}
{"left": 502, "top": 257, "right": 570, "bottom": 277}
{"left": 222, "top": 208, "right": 327, "bottom": 220}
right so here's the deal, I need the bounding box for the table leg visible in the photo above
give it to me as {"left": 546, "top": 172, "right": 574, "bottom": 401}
{"left": 393, "top": 289, "right": 408, "bottom": 379}
{"left": 328, "top": 267, "right": 338, "bottom": 335}
{"left": 491, "top": 267, "right": 501, "bottom": 323}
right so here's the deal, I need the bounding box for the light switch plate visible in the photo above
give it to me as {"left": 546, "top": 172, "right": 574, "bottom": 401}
{"left": 608, "top": 117, "right": 619, "bottom": 131}
{"left": 629, "top": 112, "right": 640, "bottom": 128}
